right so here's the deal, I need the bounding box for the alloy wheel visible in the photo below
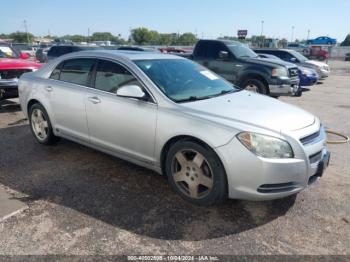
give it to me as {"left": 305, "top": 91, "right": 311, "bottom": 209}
{"left": 171, "top": 149, "right": 214, "bottom": 199}
{"left": 31, "top": 108, "right": 49, "bottom": 141}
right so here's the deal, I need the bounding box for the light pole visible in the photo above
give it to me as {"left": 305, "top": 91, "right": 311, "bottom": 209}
{"left": 23, "top": 20, "right": 30, "bottom": 44}
{"left": 260, "top": 20, "right": 264, "bottom": 47}
{"left": 307, "top": 29, "right": 310, "bottom": 40}
{"left": 291, "top": 26, "right": 295, "bottom": 42}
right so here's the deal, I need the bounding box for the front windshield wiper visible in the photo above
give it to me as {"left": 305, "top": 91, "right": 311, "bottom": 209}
{"left": 176, "top": 95, "right": 211, "bottom": 103}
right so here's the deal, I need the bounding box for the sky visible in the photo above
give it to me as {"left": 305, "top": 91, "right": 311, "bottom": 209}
{"left": 1, "top": 0, "right": 349, "bottom": 42}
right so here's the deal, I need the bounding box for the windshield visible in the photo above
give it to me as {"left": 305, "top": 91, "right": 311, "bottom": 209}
{"left": 0, "top": 45, "right": 19, "bottom": 59}
{"left": 226, "top": 44, "right": 258, "bottom": 58}
{"left": 289, "top": 50, "right": 308, "bottom": 62}
{"left": 135, "top": 59, "right": 238, "bottom": 102}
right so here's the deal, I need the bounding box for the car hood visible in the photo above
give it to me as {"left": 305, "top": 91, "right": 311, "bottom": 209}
{"left": 243, "top": 57, "right": 296, "bottom": 69}
{"left": 304, "top": 60, "right": 327, "bottom": 68}
{"left": 180, "top": 91, "right": 315, "bottom": 133}
{"left": 0, "top": 58, "right": 42, "bottom": 70}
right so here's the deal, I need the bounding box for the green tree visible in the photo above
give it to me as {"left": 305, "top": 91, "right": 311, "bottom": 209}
{"left": 159, "top": 34, "right": 173, "bottom": 45}
{"left": 130, "top": 28, "right": 152, "bottom": 45}
{"left": 148, "top": 30, "right": 160, "bottom": 45}
{"left": 9, "top": 31, "right": 34, "bottom": 43}
{"left": 178, "top": 33, "right": 197, "bottom": 45}
{"left": 340, "top": 34, "right": 350, "bottom": 46}
{"left": 278, "top": 38, "right": 288, "bottom": 48}
{"left": 69, "top": 35, "right": 87, "bottom": 43}
{"left": 91, "top": 32, "right": 114, "bottom": 41}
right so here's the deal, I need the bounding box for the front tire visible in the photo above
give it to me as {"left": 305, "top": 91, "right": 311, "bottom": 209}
{"left": 165, "top": 140, "right": 227, "bottom": 206}
{"left": 242, "top": 79, "right": 268, "bottom": 95}
{"left": 29, "top": 103, "right": 59, "bottom": 145}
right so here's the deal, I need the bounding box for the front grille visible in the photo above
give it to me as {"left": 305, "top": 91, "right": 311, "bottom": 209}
{"left": 309, "top": 151, "right": 322, "bottom": 164}
{"left": 300, "top": 130, "right": 321, "bottom": 145}
{"left": 257, "top": 182, "right": 298, "bottom": 193}
{"left": 0, "top": 69, "right": 32, "bottom": 80}
{"left": 289, "top": 67, "right": 299, "bottom": 77}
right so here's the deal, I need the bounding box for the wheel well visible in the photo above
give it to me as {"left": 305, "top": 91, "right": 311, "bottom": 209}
{"left": 238, "top": 73, "right": 270, "bottom": 94}
{"left": 27, "top": 99, "right": 41, "bottom": 115}
{"left": 160, "top": 135, "right": 212, "bottom": 176}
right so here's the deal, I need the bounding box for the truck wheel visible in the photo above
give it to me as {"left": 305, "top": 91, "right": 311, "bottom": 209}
{"left": 242, "top": 79, "right": 268, "bottom": 95}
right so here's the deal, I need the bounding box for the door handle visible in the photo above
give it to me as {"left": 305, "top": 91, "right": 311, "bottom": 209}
{"left": 203, "top": 61, "right": 209, "bottom": 67}
{"left": 45, "top": 86, "right": 53, "bottom": 92}
{"left": 88, "top": 96, "right": 101, "bottom": 104}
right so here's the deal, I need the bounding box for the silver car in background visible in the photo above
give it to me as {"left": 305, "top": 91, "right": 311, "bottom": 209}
{"left": 18, "top": 51, "right": 330, "bottom": 206}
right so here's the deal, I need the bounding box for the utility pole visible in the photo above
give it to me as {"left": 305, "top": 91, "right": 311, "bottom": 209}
{"left": 260, "top": 20, "right": 264, "bottom": 47}
{"left": 87, "top": 28, "right": 90, "bottom": 43}
{"left": 307, "top": 29, "right": 310, "bottom": 40}
{"left": 291, "top": 26, "right": 295, "bottom": 42}
{"left": 23, "top": 20, "right": 30, "bottom": 43}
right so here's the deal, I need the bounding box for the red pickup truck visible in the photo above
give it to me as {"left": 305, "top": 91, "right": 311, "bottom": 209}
{"left": 0, "top": 42, "right": 41, "bottom": 101}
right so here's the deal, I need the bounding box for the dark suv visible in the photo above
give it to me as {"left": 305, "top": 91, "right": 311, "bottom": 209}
{"left": 47, "top": 45, "right": 100, "bottom": 61}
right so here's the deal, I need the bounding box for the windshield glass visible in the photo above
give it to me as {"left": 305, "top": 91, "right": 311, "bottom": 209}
{"left": 226, "top": 44, "right": 258, "bottom": 58}
{"left": 289, "top": 50, "right": 308, "bottom": 62}
{"left": 135, "top": 59, "right": 238, "bottom": 102}
{"left": 0, "top": 45, "right": 19, "bottom": 59}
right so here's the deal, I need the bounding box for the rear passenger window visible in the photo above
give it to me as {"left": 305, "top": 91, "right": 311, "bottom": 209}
{"left": 59, "top": 58, "right": 95, "bottom": 86}
{"left": 94, "top": 60, "right": 141, "bottom": 93}
{"left": 50, "top": 62, "right": 63, "bottom": 80}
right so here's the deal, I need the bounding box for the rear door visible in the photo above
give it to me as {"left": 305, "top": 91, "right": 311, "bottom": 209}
{"left": 48, "top": 58, "right": 96, "bottom": 142}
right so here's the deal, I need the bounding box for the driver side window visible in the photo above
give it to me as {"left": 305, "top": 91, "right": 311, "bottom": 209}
{"left": 94, "top": 60, "right": 141, "bottom": 93}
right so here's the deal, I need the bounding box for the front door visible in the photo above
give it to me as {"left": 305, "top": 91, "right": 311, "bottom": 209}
{"left": 85, "top": 59, "right": 157, "bottom": 164}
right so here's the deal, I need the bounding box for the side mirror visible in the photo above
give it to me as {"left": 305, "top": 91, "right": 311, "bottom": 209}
{"left": 218, "top": 51, "right": 229, "bottom": 60}
{"left": 290, "top": 57, "right": 297, "bottom": 62}
{"left": 19, "top": 52, "right": 30, "bottom": 59}
{"left": 116, "top": 85, "right": 146, "bottom": 100}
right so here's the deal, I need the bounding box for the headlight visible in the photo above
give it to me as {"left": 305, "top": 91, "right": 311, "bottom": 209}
{"left": 272, "top": 67, "right": 288, "bottom": 77}
{"left": 237, "top": 132, "right": 294, "bottom": 158}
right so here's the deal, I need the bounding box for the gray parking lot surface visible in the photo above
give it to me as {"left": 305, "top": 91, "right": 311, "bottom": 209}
{"left": 0, "top": 60, "right": 349, "bottom": 255}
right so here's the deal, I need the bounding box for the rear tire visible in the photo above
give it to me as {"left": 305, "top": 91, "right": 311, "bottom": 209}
{"left": 242, "top": 79, "right": 268, "bottom": 95}
{"left": 29, "top": 103, "right": 59, "bottom": 145}
{"left": 165, "top": 140, "right": 227, "bottom": 206}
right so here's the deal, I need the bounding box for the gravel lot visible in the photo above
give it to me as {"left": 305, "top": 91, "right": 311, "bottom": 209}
{"left": 0, "top": 60, "right": 349, "bottom": 256}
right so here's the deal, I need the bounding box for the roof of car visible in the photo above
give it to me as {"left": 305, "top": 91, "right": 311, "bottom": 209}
{"left": 62, "top": 50, "right": 182, "bottom": 61}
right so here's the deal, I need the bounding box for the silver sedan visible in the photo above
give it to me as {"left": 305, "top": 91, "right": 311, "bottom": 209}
{"left": 18, "top": 51, "right": 330, "bottom": 206}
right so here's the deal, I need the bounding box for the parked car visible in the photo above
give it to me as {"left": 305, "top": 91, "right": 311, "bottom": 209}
{"left": 0, "top": 42, "right": 41, "bottom": 101}
{"left": 258, "top": 53, "right": 319, "bottom": 87}
{"left": 117, "top": 46, "right": 160, "bottom": 52}
{"left": 254, "top": 49, "right": 330, "bottom": 79}
{"left": 18, "top": 51, "right": 330, "bottom": 205}
{"left": 47, "top": 45, "right": 100, "bottom": 61}
{"left": 307, "top": 46, "right": 329, "bottom": 61}
{"left": 306, "top": 36, "right": 336, "bottom": 45}
{"left": 287, "top": 43, "right": 309, "bottom": 55}
{"left": 345, "top": 53, "right": 350, "bottom": 61}
{"left": 35, "top": 47, "right": 50, "bottom": 63}
{"left": 184, "top": 40, "right": 300, "bottom": 97}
